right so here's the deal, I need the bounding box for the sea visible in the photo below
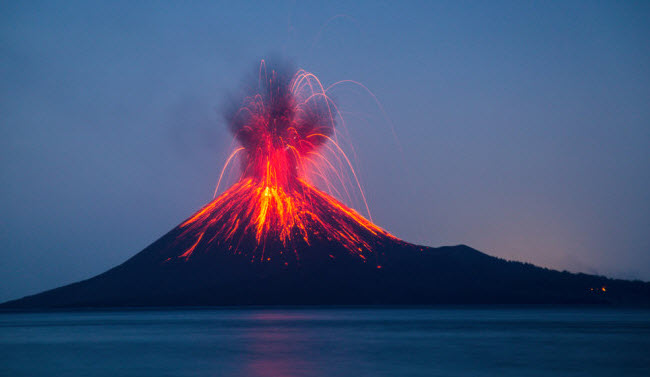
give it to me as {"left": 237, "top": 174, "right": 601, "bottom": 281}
{"left": 1, "top": 307, "right": 648, "bottom": 377}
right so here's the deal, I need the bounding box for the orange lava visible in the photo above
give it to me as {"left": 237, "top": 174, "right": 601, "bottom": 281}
{"left": 176, "top": 177, "right": 398, "bottom": 262}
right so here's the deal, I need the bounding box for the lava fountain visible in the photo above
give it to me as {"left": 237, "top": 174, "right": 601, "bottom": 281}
{"left": 171, "top": 61, "right": 402, "bottom": 266}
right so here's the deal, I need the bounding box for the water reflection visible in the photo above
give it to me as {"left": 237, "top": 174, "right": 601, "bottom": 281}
{"left": 1, "top": 309, "right": 649, "bottom": 377}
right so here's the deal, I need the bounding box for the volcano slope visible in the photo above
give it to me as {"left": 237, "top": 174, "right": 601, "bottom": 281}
{"left": 3, "top": 179, "right": 650, "bottom": 309}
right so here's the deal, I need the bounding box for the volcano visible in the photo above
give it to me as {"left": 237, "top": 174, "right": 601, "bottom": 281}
{"left": 3, "top": 63, "right": 649, "bottom": 309}
{"left": 3, "top": 200, "right": 649, "bottom": 308}
{"left": 3, "top": 181, "right": 650, "bottom": 308}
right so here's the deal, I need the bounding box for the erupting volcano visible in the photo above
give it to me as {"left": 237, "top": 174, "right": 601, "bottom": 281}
{"left": 3, "top": 62, "right": 649, "bottom": 309}
{"left": 173, "top": 63, "right": 400, "bottom": 266}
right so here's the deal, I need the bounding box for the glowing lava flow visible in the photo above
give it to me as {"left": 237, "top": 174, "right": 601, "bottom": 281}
{"left": 172, "top": 62, "right": 400, "bottom": 264}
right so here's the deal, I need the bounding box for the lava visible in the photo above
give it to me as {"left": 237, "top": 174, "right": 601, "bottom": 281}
{"left": 172, "top": 61, "right": 400, "bottom": 264}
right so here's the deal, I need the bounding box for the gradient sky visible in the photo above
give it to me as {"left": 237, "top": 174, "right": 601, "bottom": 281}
{"left": 1, "top": 1, "right": 649, "bottom": 301}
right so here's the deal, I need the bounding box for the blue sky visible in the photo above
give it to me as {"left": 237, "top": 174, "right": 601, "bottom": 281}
{"left": 1, "top": 1, "right": 649, "bottom": 301}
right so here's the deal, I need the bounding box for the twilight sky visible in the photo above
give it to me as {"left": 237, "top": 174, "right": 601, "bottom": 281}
{"left": 1, "top": 1, "right": 649, "bottom": 301}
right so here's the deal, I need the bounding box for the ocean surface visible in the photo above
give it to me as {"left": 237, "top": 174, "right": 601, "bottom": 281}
{"left": 1, "top": 308, "right": 648, "bottom": 377}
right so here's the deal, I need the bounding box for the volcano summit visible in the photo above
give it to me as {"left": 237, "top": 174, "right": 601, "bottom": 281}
{"left": 3, "top": 63, "right": 649, "bottom": 309}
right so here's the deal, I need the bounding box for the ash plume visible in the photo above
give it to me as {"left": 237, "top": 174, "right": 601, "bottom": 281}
{"left": 223, "top": 60, "right": 337, "bottom": 182}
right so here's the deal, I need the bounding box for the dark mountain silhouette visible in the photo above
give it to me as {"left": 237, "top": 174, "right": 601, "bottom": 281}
{"left": 6, "top": 62, "right": 647, "bottom": 310}
{"left": 2, "top": 185, "right": 649, "bottom": 309}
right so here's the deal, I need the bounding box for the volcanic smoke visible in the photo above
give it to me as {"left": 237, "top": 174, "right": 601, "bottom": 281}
{"left": 171, "top": 61, "right": 402, "bottom": 266}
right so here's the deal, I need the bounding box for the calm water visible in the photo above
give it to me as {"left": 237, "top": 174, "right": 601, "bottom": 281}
{"left": 1, "top": 308, "right": 649, "bottom": 377}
